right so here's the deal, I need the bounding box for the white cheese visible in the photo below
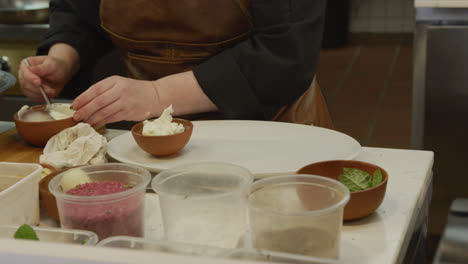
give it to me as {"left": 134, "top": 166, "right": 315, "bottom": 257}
{"left": 142, "top": 105, "right": 185, "bottom": 136}
{"left": 48, "top": 103, "right": 75, "bottom": 120}
{"left": 60, "top": 168, "right": 91, "bottom": 193}
{"left": 19, "top": 103, "right": 75, "bottom": 121}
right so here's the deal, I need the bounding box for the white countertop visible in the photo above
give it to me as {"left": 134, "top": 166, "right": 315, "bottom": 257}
{"left": 416, "top": 0, "right": 468, "bottom": 8}
{"left": 341, "top": 147, "right": 433, "bottom": 264}
{"left": 0, "top": 127, "right": 434, "bottom": 264}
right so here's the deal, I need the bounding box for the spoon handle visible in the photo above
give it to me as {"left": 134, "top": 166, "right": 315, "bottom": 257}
{"left": 24, "top": 58, "right": 52, "bottom": 106}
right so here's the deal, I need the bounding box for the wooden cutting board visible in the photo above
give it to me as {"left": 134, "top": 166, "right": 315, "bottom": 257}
{"left": 0, "top": 128, "right": 43, "bottom": 164}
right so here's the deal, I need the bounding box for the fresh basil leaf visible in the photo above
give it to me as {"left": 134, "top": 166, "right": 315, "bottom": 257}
{"left": 338, "top": 168, "right": 372, "bottom": 192}
{"left": 14, "top": 224, "right": 39, "bottom": 241}
{"left": 372, "top": 169, "right": 383, "bottom": 187}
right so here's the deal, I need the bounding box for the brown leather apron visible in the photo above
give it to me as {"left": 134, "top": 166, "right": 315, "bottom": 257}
{"left": 100, "top": 0, "right": 333, "bottom": 129}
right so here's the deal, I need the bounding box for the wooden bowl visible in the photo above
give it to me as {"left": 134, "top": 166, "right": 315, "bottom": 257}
{"left": 14, "top": 104, "right": 78, "bottom": 147}
{"left": 131, "top": 118, "right": 193, "bottom": 157}
{"left": 39, "top": 167, "right": 73, "bottom": 221}
{"left": 297, "top": 160, "right": 388, "bottom": 221}
{"left": 39, "top": 163, "right": 56, "bottom": 179}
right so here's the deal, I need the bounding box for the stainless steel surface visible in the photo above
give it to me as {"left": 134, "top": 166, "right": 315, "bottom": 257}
{"left": 0, "top": 56, "right": 11, "bottom": 72}
{"left": 0, "top": 70, "right": 15, "bottom": 93}
{"left": 433, "top": 198, "right": 468, "bottom": 264}
{"left": 411, "top": 23, "right": 428, "bottom": 150}
{"left": 0, "top": 0, "right": 49, "bottom": 24}
{"left": 0, "top": 0, "right": 48, "bottom": 10}
{"left": 416, "top": 7, "right": 468, "bottom": 23}
{"left": 413, "top": 7, "right": 468, "bottom": 239}
{"left": 412, "top": 7, "right": 468, "bottom": 149}
{"left": 24, "top": 57, "right": 50, "bottom": 106}
{"left": 0, "top": 24, "right": 48, "bottom": 41}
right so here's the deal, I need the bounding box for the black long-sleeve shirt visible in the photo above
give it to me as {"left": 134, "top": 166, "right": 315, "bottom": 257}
{"left": 38, "top": 0, "right": 326, "bottom": 120}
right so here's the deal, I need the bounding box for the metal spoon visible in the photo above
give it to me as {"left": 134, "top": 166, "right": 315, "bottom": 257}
{"left": 24, "top": 58, "right": 51, "bottom": 107}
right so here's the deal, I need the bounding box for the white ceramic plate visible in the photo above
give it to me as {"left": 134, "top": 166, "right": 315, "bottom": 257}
{"left": 107, "top": 120, "right": 361, "bottom": 178}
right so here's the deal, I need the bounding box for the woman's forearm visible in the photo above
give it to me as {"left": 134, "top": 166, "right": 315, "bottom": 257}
{"left": 152, "top": 71, "right": 218, "bottom": 116}
{"left": 48, "top": 43, "right": 80, "bottom": 82}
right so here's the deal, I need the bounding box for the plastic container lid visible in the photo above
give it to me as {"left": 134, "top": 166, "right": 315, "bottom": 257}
{"left": 152, "top": 162, "right": 253, "bottom": 199}
{"left": 0, "top": 225, "right": 98, "bottom": 245}
{"left": 221, "top": 248, "right": 338, "bottom": 264}
{"left": 49, "top": 163, "right": 151, "bottom": 202}
{"left": 97, "top": 236, "right": 228, "bottom": 257}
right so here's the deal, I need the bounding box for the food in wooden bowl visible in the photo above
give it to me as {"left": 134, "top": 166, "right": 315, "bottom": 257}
{"left": 132, "top": 118, "right": 193, "bottom": 157}
{"left": 40, "top": 163, "right": 56, "bottom": 179}
{"left": 297, "top": 160, "right": 388, "bottom": 221}
{"left": 14, "top": 104, "right": 77, "bottom": 147}
{"left": 132, "top": 106, "right": 193, "bottom": 157}
{"left": 39, "top": 167, "right": 72, "bottom": 221}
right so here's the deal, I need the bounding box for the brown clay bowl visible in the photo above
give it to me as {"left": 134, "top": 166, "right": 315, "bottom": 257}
{"left": 297, "top": 160, "right": 388, "bottom": 221}
{"left": 131, "top": 118, "right": 193, "bottom": 157}
{"left": 14, "top": 104, "right": 78, "bottom": 147}
{"left": 39, "top": 163, "right": 56, "bottom": 178}
{"left": 39, "top": 167, "right": 74, "bottom": 221}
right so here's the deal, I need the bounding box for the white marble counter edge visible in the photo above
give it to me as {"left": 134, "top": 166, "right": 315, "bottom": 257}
{"left": 340, "top": 147, "right": 434, "bottom": 264}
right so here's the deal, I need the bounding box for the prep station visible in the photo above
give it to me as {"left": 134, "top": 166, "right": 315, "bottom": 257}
{"left": 0, "top": 122, "right": 433, "bottom": 263}
{"left": 0, "top": 1, "right": 437, "bottom": 263}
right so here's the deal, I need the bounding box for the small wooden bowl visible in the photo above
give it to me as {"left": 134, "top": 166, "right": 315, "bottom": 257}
{"left": 131, "top": 118, "right": 193, "bottom": 157}
{"left": 39, "top": 163, "right": 56, "bottom": 179}
{"left": 14, "top": 104, "right": 78, "bottom": 147}
{"left": 297, "top": 160, "right": 388, "bottom": 221}
{"left": 39, "top": 167, "right": 73, "bottom": 221}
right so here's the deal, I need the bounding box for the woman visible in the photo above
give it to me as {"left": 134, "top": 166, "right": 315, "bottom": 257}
{"left": 18, "top": 0, "right": 332, "bottom": 128}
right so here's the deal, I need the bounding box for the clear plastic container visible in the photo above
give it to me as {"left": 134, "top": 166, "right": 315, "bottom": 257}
{"left": 248, "top": 174, "right": 350, "bottom": 259}
{"left": 152, "top": 162, "right": 253, "bottom": 248}
{"left": 222, "top": 248, "right": 338, "bottom": 264}
{"left": 0, "top": 225, "right": 98, "bottom": 245}
{"left": 97, "top": 236, "right": 227, "bottom": 257}
{"left": 0, "top": 162, "right": 42, "bottom": 225}
{"left": 49, "top": 163, "right": 151, "bottom": 240}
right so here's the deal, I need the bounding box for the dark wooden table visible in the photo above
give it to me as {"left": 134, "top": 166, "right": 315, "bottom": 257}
{"left": 0, "top": 128, "right": 42, "bottom": 164}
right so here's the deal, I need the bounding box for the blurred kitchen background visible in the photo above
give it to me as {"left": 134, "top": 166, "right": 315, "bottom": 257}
{"left": 1, "top": 0, "right": 468, "bottom": 263}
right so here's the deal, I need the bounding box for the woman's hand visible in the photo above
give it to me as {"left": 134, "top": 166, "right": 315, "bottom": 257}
{"left": 18, "top": 43, "right": 80, "bottom": 102}
{"left": 73, "top": 71, "right": 218, "bottom": 127}
{"left": 72, "top": 76, "right": 160, "bottom": 128}
{"left": 18, "top": 55, "right": 71, "bottom": 101}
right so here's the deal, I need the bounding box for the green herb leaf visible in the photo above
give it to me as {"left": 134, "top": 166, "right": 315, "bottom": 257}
{"left": 81, "top": 239, "right": 88, "bottom": 245}
{"left": 123, "top": 185, "right": 132, "bottom": 188}
{"left": 372, "top": 169, "right": 383, "bottom": 187}
{"left": 14, "top": 224, "right": 39, "bottom": 241}
{"left": 338, "top": 168, "right": 372, "bottom": 192}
